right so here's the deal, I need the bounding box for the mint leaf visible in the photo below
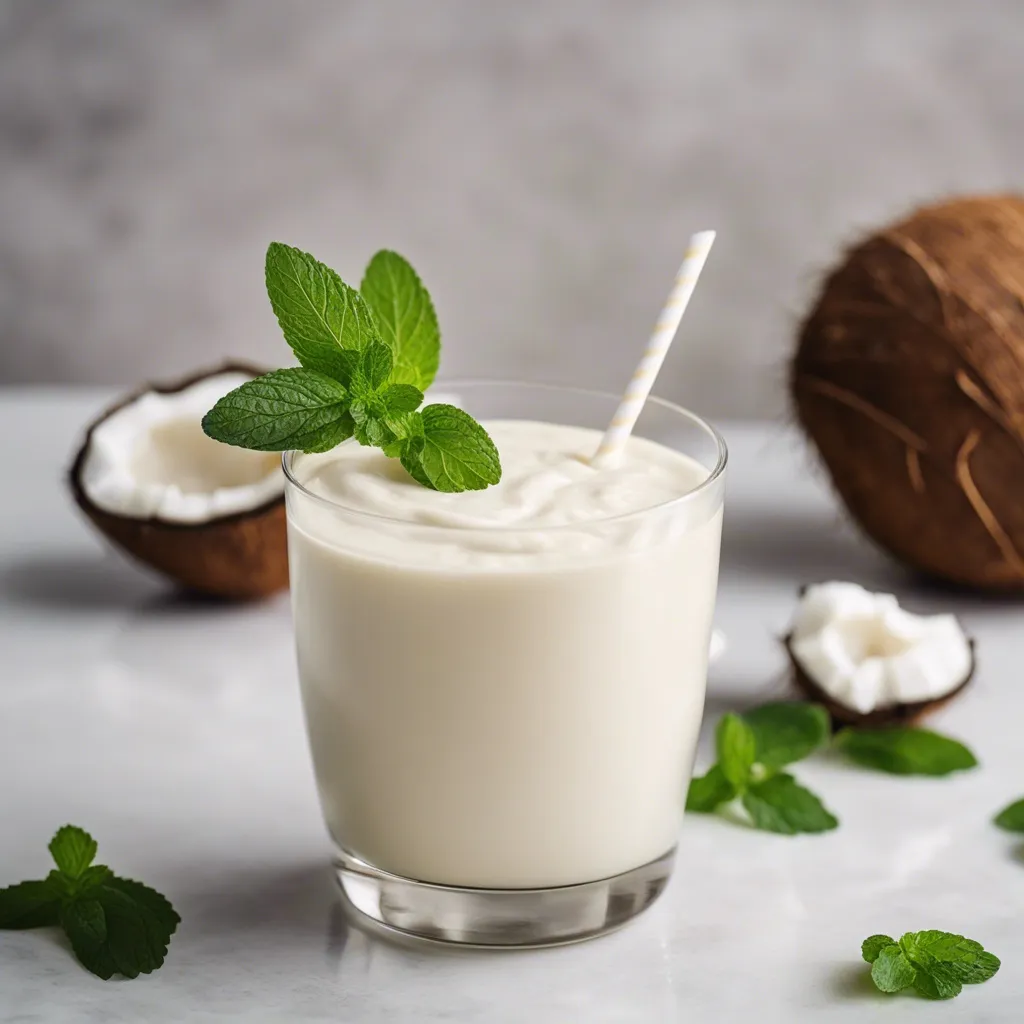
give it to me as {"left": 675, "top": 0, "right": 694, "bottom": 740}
{"left": 381, "top": 383, "right": 424, "bottom": 414}
{"left": 870, "top": 944, "right": 917, "bottom": 993}
{"left": 99, "top": 877, "right": 180, "bottom": 977}
{"left": 352, "top": 340, "right": 393, "bottom": 394}
{"left": 351, "top": 406, "right": 395, "bottom": 448}
{"left": 361, "top": 250, "right": 440, "bottom": 389}
{"left": 61, "top": 899, "right": 114, "bottom": 979}
{"left": 912, "top": 962, "right": 963, "bottom": 1000}
{"left": 76, "top": 865, "right": 113, "bottom": 890}
{"left": 835, "top": 727, "right": 978, "bottom": 776}
{"left": 265, "top": 242, "right": 381, "bottom": 383}
{"left": 400, "top": 404, "right": 501, "bottom": 492}
{"left": 716, "top": 713, "right": 756, "bottom": 791}
{"left": 0, "top": 826, "right": 179, "bottom": 980}
{"left": 61, "top": 879, "right": 179, "bottom": 981}
{"left": 862, "top": 934, "right": 897, "bottom": 963}
{"left": 900, "top": 930, "right": 1000, "bottom": 985}
{"left": 400, "top": 435, "right": 433, "bottom": 487}
{"left": 741, "top": 773, "right": 838, "bottom": 834}
{"left": 743, "top": 702, "right": 829, "bottom": 769}
{"left": 0, "top": 879, "right": 62, "bottom": 929}
{"left": 202, "top": 368, "right": 354, "bottom": 453}
{"left": 994, "top": 797, "right": 1024, "bottom": 832}
{"left": 49, "top": 825, "right": 97, "bottom": 880}
{"left": 686, "top": 764, "right": 736, "bottom": 812}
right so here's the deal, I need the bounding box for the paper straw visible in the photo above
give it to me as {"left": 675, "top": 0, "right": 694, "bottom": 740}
{"left": 592, "top": 230, "right": 716, "bottom": 467}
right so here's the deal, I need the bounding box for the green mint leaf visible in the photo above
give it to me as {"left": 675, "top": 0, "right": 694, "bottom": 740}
{"left": 63, "top": 878, "right": 180, "bottom": 980}
{"left": 202, "top": 368, "right": 354, "bottom": 453}
{"left": 265, "top": 242, "right": 381, "bottom": 383}
{"left": 686, "top": 764, "right": 736, "bottom": 812}
{"left": 61, "top": 898, "right": 115, "bottom": 979}
{"left": 741, "top": 772, "right": 838, "bottom": 834}
{"left": 0, "top": 879, "right": 62, "bottom": 929}
{"left": 102, "top": 876, "right": 180, "bottom": 973}
{"left": 49, "top": 825, "right": 97, "bottom": 879}
{"left": 400, "top": 404, "right": 501, "bottom": 492}
{"left": 958, "top": 949, "right": 1002, "bottom": 984}
{"left": 994, "top": 797, "right": 1024, "bottom": 832}
{"left": 360, "top": 250, "right": 440, "bottom": 389}
{"left": 862, "top": 934, "right": 897, "bottom": 963}
{"left": 716, "top": 713, "right": 757, "bottom": 791}
{"left": 912, "top": 962, "right": 963, "bottom": 1000}
{"left": 900, "top": 930, "right": 1000, "bottom": 985}
{"left": 381, "top": 383, "right": 424, "bottom": 414}
{"left": 76, "top": 865, "right": 113, "bottom": 889}
{"left": 354, "top": 340, "right": 394, "bottom": 394}
{"left": 352, "top": 411, "right": 395, "bottom": 448}
{"left": 742, "top": 702, "right": 830, "bottom": 770}
{"left": 870, "top": 945, "right": 917, "bottom": 993}
{"left": 835, "top": 727, "right": 978, "bottom": 776}
{"left": 399, "top": 434, "right": 433, "bottom": 488}
{"left": 381, "top": 412, "right": 422, "bottom": 457}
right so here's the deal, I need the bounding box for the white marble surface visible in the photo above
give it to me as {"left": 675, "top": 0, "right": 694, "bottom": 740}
{"left": 2, "top": 389, "right": 1024, "bottom": 1022}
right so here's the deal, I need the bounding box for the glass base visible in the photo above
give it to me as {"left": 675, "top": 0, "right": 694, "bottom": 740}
{"left": 334, "top": 845, "right": 675, "bottom": 948}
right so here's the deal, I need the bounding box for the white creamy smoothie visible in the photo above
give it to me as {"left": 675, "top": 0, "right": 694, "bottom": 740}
{"left": 286, "top": 419, "right": 723, "bottom": 889}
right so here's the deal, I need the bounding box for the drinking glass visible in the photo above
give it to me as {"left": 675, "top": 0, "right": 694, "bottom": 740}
{"left": 283, "top": 382, "right": 727, "bottom": 946}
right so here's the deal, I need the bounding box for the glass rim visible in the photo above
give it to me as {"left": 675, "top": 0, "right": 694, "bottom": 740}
{"left": 281, "top": 379, "right": 728, "bottom": 532}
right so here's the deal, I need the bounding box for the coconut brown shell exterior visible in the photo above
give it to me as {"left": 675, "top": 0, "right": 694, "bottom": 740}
{"left": 785, "top": 633, "right": 976, "bottom": 729}
{"left": 792, "top": 195, "right": 1024, "bottom": 590}
{"left": 69, "top": 362, "right": 289, "bottom": 601}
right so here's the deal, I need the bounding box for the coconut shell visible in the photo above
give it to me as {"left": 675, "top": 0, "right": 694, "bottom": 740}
{"left": 69, "top": 362, "right": 289, "bottom": 600}
{"left": 792, "top": 195, "right": 1024, "bottom": 590}
{"left": 786, "top": 633, "right": 976, "bottom": 729}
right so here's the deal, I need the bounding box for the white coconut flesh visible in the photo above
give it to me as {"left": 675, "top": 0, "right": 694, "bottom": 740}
{"left": 789, "top": 582, "right": 972, "bottom": 714}
{"left": 80, "top": 373, "right": 283, "bottom": 524}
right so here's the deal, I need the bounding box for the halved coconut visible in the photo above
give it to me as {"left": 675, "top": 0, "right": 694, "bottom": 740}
{"left": 69, "top": 363, "right": 288, "bottom": 599}
{"left": 785, "top": 582, "right": 974, "bottom": 727}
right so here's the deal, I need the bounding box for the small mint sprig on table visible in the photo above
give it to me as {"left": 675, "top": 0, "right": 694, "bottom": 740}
{"left": 0, "top": 825, "right": 179, "bottom": 980}
{"left": 201, "top": 243, "right": 501, "bottom": 493}
{"left": 686, "top": 702, "right": 838, "bottom": 834}
{"left": 862, "top": 931, "right": 1000, "bottom": 999}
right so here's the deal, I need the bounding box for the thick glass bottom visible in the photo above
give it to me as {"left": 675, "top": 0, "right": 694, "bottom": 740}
{"left": 334, "top": 845, "right": 675, "bottom": 947}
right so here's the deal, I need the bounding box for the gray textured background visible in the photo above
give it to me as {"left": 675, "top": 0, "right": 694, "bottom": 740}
{"left": 1, "top": 0, "right": 1022, "bottom": 418}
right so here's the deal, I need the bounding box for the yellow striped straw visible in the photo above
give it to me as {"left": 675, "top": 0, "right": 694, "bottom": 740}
{"left": 592, "top": 230, "right": 716, "bottom": 467}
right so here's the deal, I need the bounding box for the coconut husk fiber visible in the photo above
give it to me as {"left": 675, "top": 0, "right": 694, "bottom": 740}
{"left": 792, "top": 195, "right": 1024, "bottom": 590}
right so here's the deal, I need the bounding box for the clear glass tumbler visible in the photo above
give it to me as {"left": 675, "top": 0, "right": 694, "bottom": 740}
{"left": 283, "top": 382, "right": 727, "bottom": 946}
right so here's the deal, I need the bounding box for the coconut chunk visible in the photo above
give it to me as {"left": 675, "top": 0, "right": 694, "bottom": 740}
{"left": 80, "top": 372, "right": 283, "bottom": 524}
{"left": 788, "top": 582, "right": 972, "bottom": 716}
{"left": 69, "top": 364, "right": 289, "bottom": 600}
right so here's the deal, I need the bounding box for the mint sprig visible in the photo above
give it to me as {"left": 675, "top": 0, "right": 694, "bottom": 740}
{"left": 686, "top": 702, "right": 837, "bottom": 834}
{"left": 835, "top": 727, "right": 978, "bottom": 777}
{"left": 0, "top": 825, "right": 179, "bottom": 980}
{"left": 202, "top": 243, "right": 501, "bottom": 493}
{"left": 862, "top": 930, "right": 1000, "bottom": 999}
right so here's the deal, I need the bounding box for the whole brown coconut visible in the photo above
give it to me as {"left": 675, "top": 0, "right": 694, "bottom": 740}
{"left": 792, "top": 195, "right": 1024, "bottom": 590}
